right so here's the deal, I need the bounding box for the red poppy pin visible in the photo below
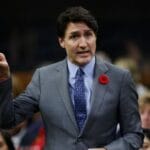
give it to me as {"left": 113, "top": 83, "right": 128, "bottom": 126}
{"left": 98, "top": 74, "right": 109, "bottom": 84}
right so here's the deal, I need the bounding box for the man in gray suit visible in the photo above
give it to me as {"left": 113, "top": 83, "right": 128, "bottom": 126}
{"left": 0, "top": 6, "right": 143, "bottom": 150}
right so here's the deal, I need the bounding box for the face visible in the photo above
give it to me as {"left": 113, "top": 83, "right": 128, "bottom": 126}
{"left": 59, "top": 22, "right": 96, "bottom": 66}
{"left": 140, "top": 104, "right": 150, "bottom": 129}
{"left": 0, "top": 133, "right": 8, "bottom": 150}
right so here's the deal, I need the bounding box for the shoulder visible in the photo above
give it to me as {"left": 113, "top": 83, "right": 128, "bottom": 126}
{"left": 105, "top": 61, "right": 130, "bottom": 75}
{"left": 96, "top": 59, "right": 132, "bottom": 84}
{"left": 31, "top": 59, "right": 67, "bottom": 80}
{"left": 105, "top": 61, "right": 134, "bottom": 87}
{"left": 96, "top": 58, "right": 130, "bottom": 75}
{"left": 37, "top": 59, "right": 66, "bottom": 73}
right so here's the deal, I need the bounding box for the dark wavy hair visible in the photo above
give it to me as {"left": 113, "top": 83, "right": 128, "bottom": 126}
{"left": 57, "top": 6, "right": 98, "bottom": 38}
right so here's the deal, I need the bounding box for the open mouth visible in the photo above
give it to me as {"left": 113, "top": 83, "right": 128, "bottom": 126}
{"left": 77, "top": 50, "right": 90, "bottom": 55}
{"left": 77, "top": 52, "right": 90, "bottom": 58}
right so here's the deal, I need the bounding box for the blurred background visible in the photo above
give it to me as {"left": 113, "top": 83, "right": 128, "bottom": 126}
{"left": 0, "top": 0, "right": 150, "bottom": 87}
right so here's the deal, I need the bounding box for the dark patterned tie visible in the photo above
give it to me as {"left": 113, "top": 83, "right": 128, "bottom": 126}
{"left": 74, "top": 68, "right": 87, "bottom": 130}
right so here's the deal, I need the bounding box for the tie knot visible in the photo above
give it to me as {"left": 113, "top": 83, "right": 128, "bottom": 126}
{"left": 76, "top": 68, "right": 84, "bottom": 77}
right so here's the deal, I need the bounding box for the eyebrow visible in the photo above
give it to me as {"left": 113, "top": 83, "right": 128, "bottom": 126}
{"left": 70, "top": 29, "right": 93, "bottom": 35}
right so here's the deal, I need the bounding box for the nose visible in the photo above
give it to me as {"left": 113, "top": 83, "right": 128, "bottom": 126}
{"left": 79, "top": 37, "right": 87, "bottom": 49}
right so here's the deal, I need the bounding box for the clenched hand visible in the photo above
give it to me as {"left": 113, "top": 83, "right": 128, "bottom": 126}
{"left": 0, "top": 53, "right": 10, "bottom": 81}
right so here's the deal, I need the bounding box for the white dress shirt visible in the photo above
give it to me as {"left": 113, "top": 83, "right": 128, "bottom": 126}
{"left": 67, "top": 56, "right": 95, "bottom": 114}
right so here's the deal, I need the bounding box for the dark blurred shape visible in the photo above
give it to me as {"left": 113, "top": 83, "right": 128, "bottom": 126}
{"left": 12, "top": 71, "right": 33, "bottom": 97}
{"left": 0, "top": 129, "right": 15, "bottom": 150}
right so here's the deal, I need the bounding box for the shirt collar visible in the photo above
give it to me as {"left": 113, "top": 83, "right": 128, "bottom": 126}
{"left": 67, "top": 56, "right": 95, "bottom": 79}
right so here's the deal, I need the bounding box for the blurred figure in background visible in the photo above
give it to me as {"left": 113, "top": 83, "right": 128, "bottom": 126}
{"left": 18, "top": 113, "right": 45, "bottom": 150}
{"left": 96, "top": 50, "right": 111, "bottom": 63}
{"left": 123, "top": 40, "right": 143, "bottom": 65}
{"left": 0, "top": 129, "right": 15, "bottom": 150}
{"left": 139, "top": 91, "right": 150, "bottom": 129}
{"left": 140, "top": 129, "right": 150, "bottom": 150}
{"left": 114, "top": 57, "right": 148, "bottom": 96}
{"left": 10, "top": 120, "right": 27, "bottom": 149}
{"left": 12, "top": 71, "right": 33, "bottom": 97}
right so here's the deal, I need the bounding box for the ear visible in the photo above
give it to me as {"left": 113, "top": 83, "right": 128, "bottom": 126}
{"left": 58, "top": 37, "right": 65, "bottom": 48}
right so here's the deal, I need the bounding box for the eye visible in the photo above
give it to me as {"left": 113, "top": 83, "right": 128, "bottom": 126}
{"left": 70, "top": 34, "right": 78, "bottom": 39}
{"left": 84, "top": 31, "right": 94, "bottom": 38}
{"left": 69, "top": 32, "right": 80, "bottom": 40}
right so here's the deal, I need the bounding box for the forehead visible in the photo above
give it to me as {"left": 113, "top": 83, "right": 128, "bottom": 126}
{"left": 65, "top": 22, "right": 93, "bottom": 34}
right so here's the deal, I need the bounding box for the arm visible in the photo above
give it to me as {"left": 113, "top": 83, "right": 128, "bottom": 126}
{"left": 104, "top": 71, "right": 143, "bottom": 150}
{"left": 0, "top": 53, "right": 39, "bottom": 128}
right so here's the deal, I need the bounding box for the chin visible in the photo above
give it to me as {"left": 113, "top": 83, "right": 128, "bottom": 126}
{"left": 77, "top": 60, "right": 91, "bottom": 66}
{"left": 74, "top": 56, "right": 93, "bottom": 66}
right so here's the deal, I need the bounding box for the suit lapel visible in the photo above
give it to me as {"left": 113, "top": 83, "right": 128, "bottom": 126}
{"left": 55, "top": 60, "right": 79, "bottom": 133}
{"left": 90, "top": 60, "right": 109, "bottom": 113}
{"left": 81, "top": 59, "right": 109, "bottom": 135}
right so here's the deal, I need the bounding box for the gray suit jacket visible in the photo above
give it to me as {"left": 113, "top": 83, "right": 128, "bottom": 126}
{"left": 0, "top": 58, "right": 143, "bottom": 150}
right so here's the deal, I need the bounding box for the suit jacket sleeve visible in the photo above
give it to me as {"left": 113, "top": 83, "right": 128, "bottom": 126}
{"left": 104, "top": 71, "right": 143, "bottom": 150}
{"left": 0, "top": 69, "right": 40, "bottom": 128}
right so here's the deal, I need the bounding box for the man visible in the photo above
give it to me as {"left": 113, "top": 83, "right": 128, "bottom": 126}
{"left": 0, "top": 6, "right": 143, "bottom": 150}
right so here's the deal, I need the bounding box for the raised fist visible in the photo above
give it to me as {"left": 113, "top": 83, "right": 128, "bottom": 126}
{"left": 0, "top": 53, "right": 10, "bottom": 81}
